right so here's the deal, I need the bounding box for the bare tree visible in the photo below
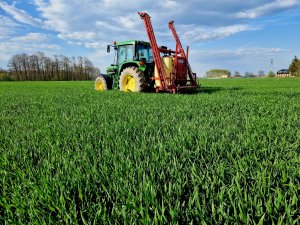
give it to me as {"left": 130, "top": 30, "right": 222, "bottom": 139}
{"left": 7, "top": 52, "right": 98, "bottom": 81}
{"left": 8, "top": 55, "right": 21, "bottom": 80}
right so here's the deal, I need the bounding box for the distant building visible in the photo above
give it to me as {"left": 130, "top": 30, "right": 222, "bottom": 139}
{"left": 220, "top": 75, "right": 229, "bottom": 78}
{"left": 207, "top": 75, "right": 229, "bottom": 79}
{"left": 276, "top": 69, "right": 290, "bottom": 77}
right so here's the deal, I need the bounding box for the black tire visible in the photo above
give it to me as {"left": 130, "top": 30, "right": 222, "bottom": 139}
{"left": 94, "top": 75, "right": 112, "bottom": 91}
{"left": 119, "top": 67, "right": 145, "bottom": 92}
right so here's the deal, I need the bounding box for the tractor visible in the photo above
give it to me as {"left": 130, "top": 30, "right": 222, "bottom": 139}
{"left": 94, "top": 12, "right": 199, "bottom": 94}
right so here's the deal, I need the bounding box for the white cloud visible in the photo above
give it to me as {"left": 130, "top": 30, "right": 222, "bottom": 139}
{"left": 0, "top": 1, "right": 43, "bottom": 27}
{"left": 0, "top": 15, "right": 19, "bottom": 27}
{"left": 159, "top": 0, "right": 178, "bottom": 9}
{"left": 119, "top": 15, "right": 140, "bottom": 29}
{"left": 195, "top": 47, "right": 285, "bottom": 58}
{"left": 31, "top": 0, "right": 293, "bottom": 48}
{"left": 67, "top": 41, "right": 83, "bottom": 46}
{"left": 236, "top": 0, "right": 300, "bottom": 19}
{"left": 33, "top": 0, "right": 151, "bottom": 31}
{"left": 83, "top": 42, "right": 106, "bottom": 49}
{"left": 10, "top": 32, "right": 48, "bottom": 42}
{"left": 101, "top": 0, "right": 124, "bottom": 6}
{"left": 95, "top": 20, "right": 120, "bottom": 31}
{"left": 182, "top": 24, "right": 259, "bottom": 41}
{"left": 0, "top": 39, "right": 61, "bottom": 52}
{"left": 34, "top": 0, "right": 70, "bottom": 31}
{"left": 58, "top": 32, "right": 97, "bottom": 41}
{"left": 0, "top": 35, "right": 61, "bottom": 68}
{"left": 67, "top": 41, "right": 105, "bottom": 49}
{"left": 0, "top": 15, "right": 20, "bottom": 38}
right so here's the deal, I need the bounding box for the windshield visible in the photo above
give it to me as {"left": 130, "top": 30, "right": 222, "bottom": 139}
{"left": 117, "top": 45, "right": 134, "bottom": 65}
{"left": 136, "top": 44, "right": 153, "bottom": 63}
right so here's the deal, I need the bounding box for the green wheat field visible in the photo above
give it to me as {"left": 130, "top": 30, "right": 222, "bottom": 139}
{"left": 1, "top": 78, "right": 300, "bottom": 224}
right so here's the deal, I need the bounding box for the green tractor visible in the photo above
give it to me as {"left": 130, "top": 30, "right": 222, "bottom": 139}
{"left": 95, "top": 12, "right": 198, "bottom": 93}
{"left": 94, "top": 40, "right": 154, "bottom": 92}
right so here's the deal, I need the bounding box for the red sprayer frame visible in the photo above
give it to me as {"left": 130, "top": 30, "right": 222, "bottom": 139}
{"left": 138, "top": 12, "right": 198, "bottom": 93}
{"left": 168, "top": 21, "right": 198, "bottom": 86}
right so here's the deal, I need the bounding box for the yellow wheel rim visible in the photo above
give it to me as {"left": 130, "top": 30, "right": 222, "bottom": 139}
{"left": 122, "top": 74, "right": 135, "bottom": 92}
{"left": 95, "top": 80, "right": 104, "bottom": 90}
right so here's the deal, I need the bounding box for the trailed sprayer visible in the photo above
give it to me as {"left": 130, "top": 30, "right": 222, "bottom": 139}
{"left": 95, "top": 12, "right": 199, "bottom": 93}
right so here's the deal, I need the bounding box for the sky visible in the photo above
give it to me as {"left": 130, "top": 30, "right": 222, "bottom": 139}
{"left": 0, "top": 0, "right": 300, "bottom": 77}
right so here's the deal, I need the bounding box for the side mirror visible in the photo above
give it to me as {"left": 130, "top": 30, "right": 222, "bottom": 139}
{"left": 107, "top": 45, "right": 110, "bottom": 53}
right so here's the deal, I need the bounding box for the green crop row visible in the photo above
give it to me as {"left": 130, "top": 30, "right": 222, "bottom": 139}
{"left": 0, "top": 78, "right": 300, "bottom": 224}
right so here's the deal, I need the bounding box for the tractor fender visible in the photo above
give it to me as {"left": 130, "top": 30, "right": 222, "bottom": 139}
{"left": 120, "top": 62, "right": 145, "bottom": 73}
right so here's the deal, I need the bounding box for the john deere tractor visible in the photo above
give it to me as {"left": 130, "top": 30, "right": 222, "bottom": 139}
{"left": 95, "top": 40, "right": 154, "bottom": 92}
{"left": 94, "top": 12, "right": 198, "bottom": 93}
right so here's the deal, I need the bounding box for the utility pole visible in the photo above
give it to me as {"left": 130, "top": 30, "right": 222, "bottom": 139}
{"left": 269, "top": 59, "right": 274, "bottom": 72}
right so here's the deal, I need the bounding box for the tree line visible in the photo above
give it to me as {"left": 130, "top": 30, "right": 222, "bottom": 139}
{"left": 205, "top": 56, "right": 300, "bottom": 78}
{"left": 3, "top": 52, "right": 100, "bottom": 81}
{"left": 205, "top": 69, "right": 267, "bottom": 78}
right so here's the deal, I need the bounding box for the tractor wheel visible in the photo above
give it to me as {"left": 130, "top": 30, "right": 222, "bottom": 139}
{"left": 94, "top": 75, "right": 112, "bottom": 91}
{"left": 119, "top": 67, "right": 145, "bottom": 92}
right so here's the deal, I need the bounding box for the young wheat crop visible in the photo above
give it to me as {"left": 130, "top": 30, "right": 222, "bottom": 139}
{"left": 0, "top": 79, "right": 299, "bottom": 224}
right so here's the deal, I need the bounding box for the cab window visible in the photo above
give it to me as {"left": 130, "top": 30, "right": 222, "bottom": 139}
{"left": 136, "top": 44, "right": 153, "bottom": 63}
{"left": 117, "top": 45, "right": 133, "bottom": 65}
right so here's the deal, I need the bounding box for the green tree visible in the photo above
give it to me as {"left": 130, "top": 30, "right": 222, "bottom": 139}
{"left": 0, "top": 68, "right": 5, "bottom": 80}
{"left": 206, "top": 69, "right": 230, "bottom": 78}
{"left": 0, "top": 68, "right": 14, "bottom": 81}
{"left": 289, "top": 56, "right": 300, "bottom": 77}
{"left": 268, "top": 71, "right": 275, "bottom": 77}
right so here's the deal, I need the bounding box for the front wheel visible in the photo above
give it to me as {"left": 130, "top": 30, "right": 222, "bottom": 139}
{"left": 94, "top": 75, "right": 112, "bottom": 91}
{"left": 119, "top": 67, "right": 145, "bottom": 92}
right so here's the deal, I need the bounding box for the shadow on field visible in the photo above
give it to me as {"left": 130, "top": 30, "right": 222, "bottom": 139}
{"left": 200, "top": 86, "right": 241, "bottom": 94}
{"left": 179, "top": 86, "right": 241, "bottom": 95}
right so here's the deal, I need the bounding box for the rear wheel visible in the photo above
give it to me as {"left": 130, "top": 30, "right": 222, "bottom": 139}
{"left": 119, "top": 67, "right": 145, "bottom": 92}
{"left": 94, "top": 75, "right": 112, "bottom": 91}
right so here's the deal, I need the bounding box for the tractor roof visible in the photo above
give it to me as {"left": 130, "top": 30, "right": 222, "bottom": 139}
{"left": 116, "top": 40, "right": 150, "bottom": 46}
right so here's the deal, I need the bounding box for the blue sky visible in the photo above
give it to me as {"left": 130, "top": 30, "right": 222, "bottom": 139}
{"left": 1, "top": 0, "right": 300, "bottom": 76}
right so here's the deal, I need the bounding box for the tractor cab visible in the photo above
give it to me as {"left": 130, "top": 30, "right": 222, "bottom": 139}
{"left": 104, "top": 40, "right": 154, "bottom": 90}
{"left": 107, "top": 40, "right": 153, "bottom": 63}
